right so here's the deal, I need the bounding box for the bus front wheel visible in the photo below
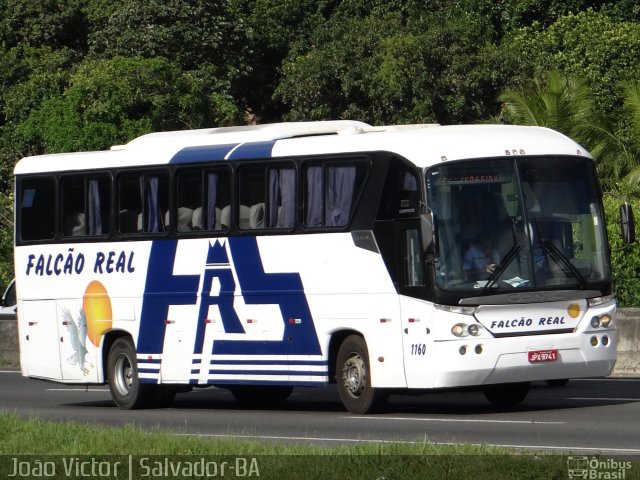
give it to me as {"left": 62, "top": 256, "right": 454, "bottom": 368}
{"left": 107, "top": 337, "right": 153, "bottom": 409}
{"left": 336, "top": 335, "right": 387, "bottom": 414}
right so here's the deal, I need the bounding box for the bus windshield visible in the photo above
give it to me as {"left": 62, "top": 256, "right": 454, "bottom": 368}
{"left": 426, "top": 156, "right": 610, "bottom": 294}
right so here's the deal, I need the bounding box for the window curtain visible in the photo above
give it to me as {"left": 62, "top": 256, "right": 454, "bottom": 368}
{"left": 326, "top": 166, "right": 356, "bottom": 226}
{"left": 305, "top": 166, "right": 323, "bottom": 227}
{"left": 269, "top": 168, "right": 295, "bottom": 228}
{"left": 145, "top": 176, "right": 161, "bottom": 232}
{"left": 207, "top": 172, "right": 218, "bottom": 230}
{"left": 87, "top": 179, "right": 102, "bottom": 235}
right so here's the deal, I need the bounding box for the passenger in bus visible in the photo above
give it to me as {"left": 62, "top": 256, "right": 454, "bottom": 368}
{"left": 462, "top": 233, "right": 501, "bottom": 281}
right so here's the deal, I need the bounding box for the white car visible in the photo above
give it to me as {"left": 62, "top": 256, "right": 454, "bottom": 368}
{"left": 0, "top": 279, "right": 16, "bottom": 319}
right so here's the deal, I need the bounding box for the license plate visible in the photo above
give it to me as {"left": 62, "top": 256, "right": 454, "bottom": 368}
{"left": 528, "top": 349, "right": 558, "bottom": 363}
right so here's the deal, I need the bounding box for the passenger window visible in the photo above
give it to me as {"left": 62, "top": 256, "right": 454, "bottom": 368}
{"left": 175, "top": 168, "right": 230, "bottom": 232}
{"left": 304, "top": 161, "right": 367, "bottom": 228}
{"left": 238, "top": 165, "right": 295, "bottom": 230}
{"left": 62, "top": 175, "right": 111, "bottom": 237}
{"left": 118, "top": 172, "right": 168, "bottom": 234}
{"left": 19, "top": 177, "right": 55, "bottom": 241}
{"left": 378, "top": 160, "right": 419, "bottom": 220}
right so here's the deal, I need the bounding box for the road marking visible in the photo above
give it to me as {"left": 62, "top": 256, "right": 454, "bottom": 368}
{"left": 46, "top": 388, "right": 109, "bottom": 392}
{"left": 173, "top": 433, "right": 640, "bottom": 455}
{"left": 344, "top": 416, "right": 565, "bottom": 425}
{"left": 568, "top": 397, "right": 640, "bottom": 402}
{"left": 0, "top": 370, "right": 20, "bottom": 373}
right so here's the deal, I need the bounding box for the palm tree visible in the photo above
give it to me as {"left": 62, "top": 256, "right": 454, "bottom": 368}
{"left": 499, "top": 71, "right": 640, "bottom": 193}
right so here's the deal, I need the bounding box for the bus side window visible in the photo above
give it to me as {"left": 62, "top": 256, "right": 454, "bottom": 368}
{"left": 176, "top": 168, "right": 231, "bottom": 233}
{"left": 377, "top": 159, "right": 419, "bottom": 220}
{"left": 238, "top": 165, "right": 295, "bottom": 230}
{"left": 304, "top": 161, "right": 365, "bottom": 228}
{"left": 61, "top": 175, "right": 111, "bottom": 237}
{"left": 118, "top": 172, "right": 168, "bottom": 234}
{"left": 19, "top": 177, "right": 55, "bottom": 241}
{"left": 62, "top": 176, "right": 84, "bottom": 236}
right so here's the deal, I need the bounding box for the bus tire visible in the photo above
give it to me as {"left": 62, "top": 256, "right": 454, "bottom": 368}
{"left": 107, "top": 337, "right": 152, "bottom": 409}
{"left": 336, "top": 335, "right": 387, "bottom": 414}
{"left": 483, "top": 382, "right": 530, "bottom": 407}
{"left": 230, "top": 386, "right": 294, "bottom": 405}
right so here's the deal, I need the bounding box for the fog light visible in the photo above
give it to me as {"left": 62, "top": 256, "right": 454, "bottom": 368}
{"left": 459, "top": 346, "right": 467, "bottom": 355}
{"left": 590, "top": 336, "right": 599, "bottom": 346}
{"left": 468, "top": 324, "right": 480, "bottom": 336}
{"left": 600, "top": 314, "right": 612, "bottom": 328}
{"left": 590, "top": 316, "right": 601, "bottom": 328}
{"left": 475, "top": 344, "right": 483, "bottom": 355}
{"left": 602, "top": 336, "right": 609, "bottom": 346}
{"left": 452, "top": 324, "right": 467, "bottom": 337}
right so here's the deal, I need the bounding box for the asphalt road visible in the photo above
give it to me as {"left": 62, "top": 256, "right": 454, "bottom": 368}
{"left": 1, "top": 370, "right": 639, "bottom": 456}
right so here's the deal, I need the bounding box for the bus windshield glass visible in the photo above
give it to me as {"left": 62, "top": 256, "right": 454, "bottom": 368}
{"left": 426, "top": 156, "right": 610, "bottom": 293}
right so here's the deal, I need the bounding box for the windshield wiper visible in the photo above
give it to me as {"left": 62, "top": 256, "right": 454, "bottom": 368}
{"left": 484, "top": 244, "right": 522, "bottom": 290}
{"left": 541, "top": 239, "right": 587, "bottom": 286}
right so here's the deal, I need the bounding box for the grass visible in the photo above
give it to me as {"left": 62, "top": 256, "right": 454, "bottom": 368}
{"left": 1, "top": 412, "right": 631, "bottom": 480}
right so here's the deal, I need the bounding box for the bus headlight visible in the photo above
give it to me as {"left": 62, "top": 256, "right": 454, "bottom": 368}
{"left": 467, "top": 324, "right": 481, "bottom": 336}
{"left": 590, "top": 314, "right": 613, "bottom": 329}
{"left": 452, "top": 324, "right": 467, "bottom": 337}
{"left": 452, "top": 323, "right": 484, "bottom": 337}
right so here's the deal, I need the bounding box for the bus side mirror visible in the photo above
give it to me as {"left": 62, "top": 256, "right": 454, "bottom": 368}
{"left": 420, "top": 210, "right": 438, "bottom": 254}
{"left": 620, "top": 203, "right": 635, "bottom": 244}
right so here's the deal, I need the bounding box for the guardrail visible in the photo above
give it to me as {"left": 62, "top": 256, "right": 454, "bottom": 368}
{"left": 2, "top": 311, "right": 639, "bottom": 375}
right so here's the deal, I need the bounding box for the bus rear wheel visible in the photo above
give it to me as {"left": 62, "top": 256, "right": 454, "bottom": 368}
{"left": 336, "top": 335, "right": 387, "bottom": 414}
{"left": 483, "top": 382, "right": 530, "bottom": 407}
{"left": 107, "top": 337, "right": 153, "bottom": 409}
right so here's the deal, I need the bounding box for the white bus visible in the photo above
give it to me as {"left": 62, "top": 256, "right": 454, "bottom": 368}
{"left": 14, "top": 121, "right": 633, "bottom": 413}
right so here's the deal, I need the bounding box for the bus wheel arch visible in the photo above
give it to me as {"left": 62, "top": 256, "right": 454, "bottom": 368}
{"left": 335, "top": 333, "right": 387, "bottom": 414}
{"left": 106, "top": 335, "right": 154, "bottom": 409}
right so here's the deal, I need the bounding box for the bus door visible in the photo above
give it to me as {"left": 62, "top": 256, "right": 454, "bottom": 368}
{"left": 396, "top": 223, "right": 435, "bottom": 389}
{"left": 19, "top": 300, "right": 62, "bottom": 380}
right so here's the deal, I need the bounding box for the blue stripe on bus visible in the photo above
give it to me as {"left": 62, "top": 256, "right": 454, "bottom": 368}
{"left": 138, "top": 236, "right": 322, "bottom": 362}
{"left": 169, "top": 144, "right": 238, "bottom": 164}
{"left": 169, "top": 140, "right": 276, "bottom": 164}
{"left": 207, "top": 369, "right": 327, "bottom": 376}
{"left": 188, "top": 379, "right": 328, "bottom": 386}
{"left": 137, "top": 240, "right": 200, "bottom": 354}
{"left": 204, "top": 360, "right": 328, "bottom": 366}
{"left": 226, "top": 141, "right": 276, "bottom": 159}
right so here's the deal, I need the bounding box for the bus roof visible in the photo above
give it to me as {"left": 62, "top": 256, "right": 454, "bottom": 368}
{"left": 13, "top": 121, "right": 591, "bottom": 175}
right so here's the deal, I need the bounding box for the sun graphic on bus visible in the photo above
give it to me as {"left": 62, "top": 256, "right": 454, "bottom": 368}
{"left": 83, "top": 280, "right": 113, "bottom": 347}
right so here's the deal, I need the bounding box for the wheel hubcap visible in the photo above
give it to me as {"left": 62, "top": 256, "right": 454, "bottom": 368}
{"left": 114, "top": 354, "right": 133, "bottom": 396}
{"left": 343, "top": 353, "right": 366, "bottom": 398}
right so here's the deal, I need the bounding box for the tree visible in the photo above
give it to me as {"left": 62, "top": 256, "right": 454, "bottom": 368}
{"left": 16, "top": 57, "right": 240, "bottom": 154}
{"left": 0, "top": 0, "right": 88, "bottom": 52}
{"left": 499, "top": 71, "right": 640, "bottom": 192}
{"left": 505, "top": 9, "right": 640, "bottom": 114}
{"left": 87, "top": 0, "right": 250, "bottom": 73}
{"left": 276, "top": 6, "right": 509, "bottom": 125}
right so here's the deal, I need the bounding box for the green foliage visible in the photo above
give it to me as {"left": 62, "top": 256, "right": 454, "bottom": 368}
{"left": 277, "top": 6, "right": 508, "bottom": 124}
{"left": 0, "top": 0, "right": 87, "bottom": 51}
{"left": 603, "top": 194, "right": 640, "bottom": 307}
{"left": 88, "top": 0, "right": 250, "bottom": 73}
{"left": 506, "top": 10, "right": 640, "bottom": 113}
{"left": 18, "top": 57, "right": 240, "bottom": 153}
